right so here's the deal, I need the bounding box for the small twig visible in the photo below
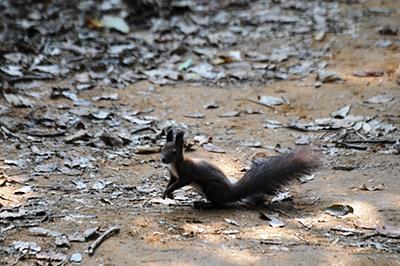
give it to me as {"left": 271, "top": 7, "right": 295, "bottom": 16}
{"left": 293, "top": 233, "right": 309, "bottom": 244}
{"left": 235, "top": 98, "right": 275, "bottom": 109}
{"left": 318, "top": 131, "right": 330, "bottom": 140}
{"left": 296, "top": 219, "right": 312, "bottom": 230}
{"left": 0, "top": 225, "right": 16, "bottom": 236}
{"left": 0, "top": 171, "right": 27, "bottom": 185}
{"left": 354, "top": 131, "right": 368, "bottom": 142}
{"left": 251, "top": 240, "right": 266, "bottom": 254}
{"left": 141, "top": 198, "right": 152, "bottom": 208}
{"left": 1, "top": 222, "right": 42, "bottom": 236}
{"left": 353, "top": 220, "right": 375, "bottom": 231}
{"left": 259, "top": 239, "right": 283, "bottom": 245}
{"left": 345, "top": 139, "right": 396, "bottom": 144}
{"left": 23, "top": 130, "right": 66, "bottom": 138}
{"left": 8, "top": 74, "right": 52, "bottom": 83}
{"left": 339, "top": 142, "right": 368, "bottom": 150}
{"left": 361, "top": 233, "right": 379, "bottom": 240}
{"left": 310, "top": 196, "right": 320, "bottom": 205}
{"left": 11, "top": 249, "right": 29, "bottom": 266}
{"left": 86, "top": 226, "right": 120, "bottom": 256}
{"left": 264, "top": 206, "right": 291, "bottom": 218}
{"left": 39, "top": 185, "right": 75, "bottom": 192}
{"left": 0, "top": 125, "right": 22, "bottom": 140}
{"left": 0, "top": 195, "right": 15, "bottom": 202}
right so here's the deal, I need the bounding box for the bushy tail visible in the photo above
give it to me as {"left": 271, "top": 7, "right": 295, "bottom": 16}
{"left": 232, "top": 148, "right": 321, "bottom": 201}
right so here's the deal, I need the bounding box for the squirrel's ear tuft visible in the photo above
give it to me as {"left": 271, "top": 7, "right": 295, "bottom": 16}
{"left": 166, "top": 129, "right": 174, "bottom": 142}
{"left": 175, "top": 131, "right": 185, "bottom": 147}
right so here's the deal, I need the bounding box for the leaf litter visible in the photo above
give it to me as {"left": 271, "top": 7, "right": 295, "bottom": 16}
{"left": 0, "top": 0, "right": 399, "bottom": 264}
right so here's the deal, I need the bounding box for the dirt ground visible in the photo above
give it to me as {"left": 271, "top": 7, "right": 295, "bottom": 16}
{"left": 1, "top": 0, "right": 400, "bottom": 265}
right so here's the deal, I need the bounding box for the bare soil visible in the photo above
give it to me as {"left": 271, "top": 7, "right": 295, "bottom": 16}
{"left": 1, "top": 1, "right": 400, "bottom": 266}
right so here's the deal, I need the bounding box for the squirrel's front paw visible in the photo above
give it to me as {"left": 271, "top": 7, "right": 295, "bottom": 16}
{"left": 167, "top": 193, "right": 174, "bottom": 199}
{"left": 193, "top": 201, "right": 214, "bottom": 210}
{"left": 162, "top": 192, "right": 174, "bottom": 199}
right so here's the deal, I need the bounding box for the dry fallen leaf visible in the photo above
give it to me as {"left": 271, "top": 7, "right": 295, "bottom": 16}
{"left": 258, "top": 95, "right": 286, "bottom": 106}
{"left": 375, "top": 224, "right": 400, "bottom": 238}
{"left": 317, "top": 70, "right": 341, "bottom": 83}
{"left": 259, "top": 212, "right": 285, "bottom": 228}
{"left": 101, "top": 15, "right": 130, "bottom": 34}
{"left": 359, "top": 183, "right": 384, "bottom": 191}
{"left": 330, "top": 105, "right": 351, "bottom": 119}
{"left": 224, "top": 218, "right": 240, "bottom": 226}
{"left": 202, "top": 143, "right": 225, "bottom": 153}
{"left": 184, "top": 112, "right": 205, "bottom": 119}
{"left": 364, "top": 95, "right": 394, "bottom": 104}
{"left": 218, "top": 111, "right": 240, "bottom": 117}
{"left": 325, "top": 204, "right": 354, "bottom": 217}
{"left": 352, "top": 69, "right": 384, "bottom": 77}
{"left": 4, "top": 93, "right": 34, "bottom": 107}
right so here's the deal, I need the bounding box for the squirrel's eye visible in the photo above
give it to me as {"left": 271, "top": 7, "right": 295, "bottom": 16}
{"left": 172, "top": 149, "right": 177, "bottom": 154}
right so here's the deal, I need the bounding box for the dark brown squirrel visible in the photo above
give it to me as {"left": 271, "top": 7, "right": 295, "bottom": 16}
{"left": 161, "top": 129, "right": 321, "bottom": 209}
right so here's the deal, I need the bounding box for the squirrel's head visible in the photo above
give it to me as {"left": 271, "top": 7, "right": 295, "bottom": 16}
{"left": 161, "top": 129, "right": 184, "bottom": 164}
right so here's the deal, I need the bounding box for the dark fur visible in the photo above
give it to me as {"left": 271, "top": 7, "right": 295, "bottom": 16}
{"left": 232, "top": 149, "right": 321, "bottom": 201}
{"left": 161, "top": 130, "right": 321, "bottom": 207}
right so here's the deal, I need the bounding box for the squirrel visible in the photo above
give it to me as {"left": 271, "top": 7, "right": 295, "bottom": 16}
{"left": 160, "top": 129, "right": 321, "bottom": 209}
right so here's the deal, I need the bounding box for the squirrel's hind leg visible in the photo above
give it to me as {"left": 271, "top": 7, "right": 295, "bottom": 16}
{"left": 193, "top": 201, "right": 215, "bottom": 210}
{"left": 202, "top": 180, "right": 234, "bottom": 206}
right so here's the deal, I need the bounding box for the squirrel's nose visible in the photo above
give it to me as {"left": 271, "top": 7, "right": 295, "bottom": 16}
{"left": 161, "top": 157, "right": 167, "bottom": 163}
